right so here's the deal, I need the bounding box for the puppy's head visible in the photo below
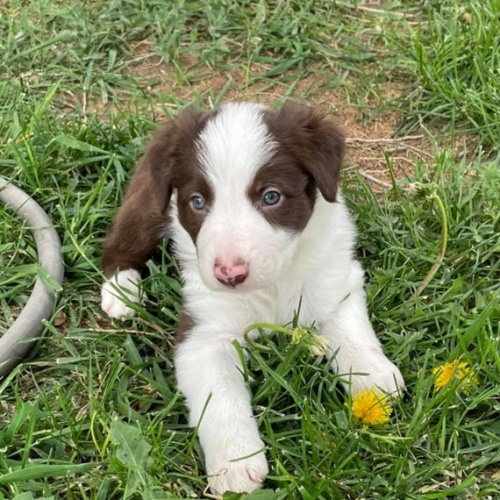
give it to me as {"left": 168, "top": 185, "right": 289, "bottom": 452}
{"left": 145, "top": 101, "right": 345, "bottom": 291}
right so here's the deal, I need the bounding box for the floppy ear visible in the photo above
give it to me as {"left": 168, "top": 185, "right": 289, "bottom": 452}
{"left": 143, "top": 109, "right": 209, "bottom": 212}
{"left": 268, "top": 100, "right": 345, "bottom": 202}
{"left": 101, "top": 109, "right": 206, "bottom": 276}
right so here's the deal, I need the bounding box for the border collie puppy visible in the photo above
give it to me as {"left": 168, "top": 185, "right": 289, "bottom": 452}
{"left": 101, "top": 101, "right": 405, "bottom": 494}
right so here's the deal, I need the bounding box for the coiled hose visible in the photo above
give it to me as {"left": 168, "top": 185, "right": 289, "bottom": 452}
{"left": 0, "top": 177, "right": 64, "bottom": 377}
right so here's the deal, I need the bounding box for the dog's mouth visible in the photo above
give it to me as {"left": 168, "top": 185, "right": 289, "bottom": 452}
{"left": 216, "top": 275, "right": 247, "bottom": 287}
{"left": 210, "top": 275, "right": 253, "bottom": 292}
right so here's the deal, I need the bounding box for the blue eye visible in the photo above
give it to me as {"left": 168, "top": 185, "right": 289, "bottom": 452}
{"left": 262, "top": 190, "right": 281, "bottom": 206}
{"left": 190, "top": 194, "right": 206, "bottom": 211}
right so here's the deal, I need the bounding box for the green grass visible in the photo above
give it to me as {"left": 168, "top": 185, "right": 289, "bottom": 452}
{"left": 396, "top": 0, "right": 500, "bottom": 147}
{"left": 1, "top": 0, "right": 500, "bottom": 498}
{"left": 0, "top": 208, "right": 37, "bottom": 330}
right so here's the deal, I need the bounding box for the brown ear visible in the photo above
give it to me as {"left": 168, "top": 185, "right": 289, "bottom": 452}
{"left": 101, "top": 109, "right": 207, "bottom": 276}
{"left": 267, "top": 100, "right": 345, "bottom": 202}
{"left": 143, "top": 109, "right": 209, "bottom": 212}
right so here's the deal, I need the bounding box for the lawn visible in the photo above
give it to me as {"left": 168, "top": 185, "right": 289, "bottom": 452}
{"left": 0, "top": 0, "right": 499, "bottom": 499}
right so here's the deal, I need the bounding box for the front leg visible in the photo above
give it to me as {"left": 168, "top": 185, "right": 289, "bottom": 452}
{"left": 175, "top": 329, "right": 268, "bottom": 494}
{"left": 101, "top": 269, "right": 142, "bottom": 319}
{"left": 321, "top": 288, "right": 405, "bottom": 396}
{"left": 101, "top": 163, "right": 168, "bottom": 319}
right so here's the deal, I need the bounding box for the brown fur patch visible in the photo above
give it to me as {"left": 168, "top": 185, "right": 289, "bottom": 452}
{"left": 263, "top": 101, "right": 345, "bottom": 203}
{"left": 248, "top": 154, "right": 316, "bottom": 232}
{"left": 176, "top": 309, "right": 196, "bottom": 345}
{"left": 101, "top": 101, "right": 344, "bottom": 279}
{"left": 175, "top": 172, "right": 213, "bottom": 243}
{"left": 101, "top": 108, "right": 213, "bottom": 276}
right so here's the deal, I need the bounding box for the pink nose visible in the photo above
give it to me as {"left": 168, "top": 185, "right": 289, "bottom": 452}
{"left": 213, "top": 259, "right": 249, "bottom": 287}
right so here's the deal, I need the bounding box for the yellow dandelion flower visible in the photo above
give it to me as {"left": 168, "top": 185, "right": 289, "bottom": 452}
{"left": 352, "top": 388, "right": 393, "bottom": 426}
{"left": 432, "top": 360, "right": 478, "bottom": 391}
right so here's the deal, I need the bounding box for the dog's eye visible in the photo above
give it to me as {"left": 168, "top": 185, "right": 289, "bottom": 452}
{"left": 190, "top": 194, "right": 206, "bottom": 211}
{"left": 262, "top": 190, "right": 281, "bottom": 206}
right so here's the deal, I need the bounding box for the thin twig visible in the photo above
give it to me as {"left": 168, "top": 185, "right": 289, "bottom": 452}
{"left": 359, "top": 172, "right": 393, "bottom": 189}
{"left": 118, "top": 52, "right": 159, "bottom": 69}
{"left": 82, "top": 90, "right": 88, "bottom": 123}
{"left": 346, "top": 134, "right": 424, "bottom": 144}
{"left": 335, "top": 1, "right": 417, "bottom": 19}
{"left": 404, "top": 143, "right": 435, "bottom": 159}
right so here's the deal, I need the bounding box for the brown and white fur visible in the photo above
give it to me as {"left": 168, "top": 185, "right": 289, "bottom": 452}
{"left": 101, "top": 101, "right": 405, "bottom": 494}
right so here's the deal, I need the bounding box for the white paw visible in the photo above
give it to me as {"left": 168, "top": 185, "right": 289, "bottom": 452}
{"left": 101, "top": 269, "right": 141, "bottom": 320}
{"left": 206, "top": 437, "right": 268, "bottom": 495}
{"left": 343, "top": 348, "right": 405, "bottom": 396}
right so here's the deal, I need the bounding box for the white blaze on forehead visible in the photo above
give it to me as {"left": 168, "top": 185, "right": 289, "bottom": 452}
{"left": 191, "top": 103, "right": 301, "bottom": 291}
{"left": 195, "top": 103, "right": 277, "bottom": 191}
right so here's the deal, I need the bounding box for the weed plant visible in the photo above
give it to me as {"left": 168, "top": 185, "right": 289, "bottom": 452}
{"left": 1, "top": 1, "right": 499, "bottom": 498}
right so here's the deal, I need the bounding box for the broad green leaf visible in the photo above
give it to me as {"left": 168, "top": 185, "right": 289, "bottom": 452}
{"left": 223, "top": 491, "right": 277, "bottom": 500}
{"left": 143, "top": 486, "right": 173, "bottom": 499}
{"left": 110, "top": 420, "right": 153, "bottom": 470}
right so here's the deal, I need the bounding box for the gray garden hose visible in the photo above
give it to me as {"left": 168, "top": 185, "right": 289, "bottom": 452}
{"left": 0, "top": 177, "right": 64, "bottom": 377}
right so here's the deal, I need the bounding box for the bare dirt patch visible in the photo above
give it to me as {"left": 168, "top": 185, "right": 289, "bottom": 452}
{"left": 127, "top": 52, "right": 436, "bottom": 189}
{"left": 75, "top": 46, "right": 435, "bottom": 192}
